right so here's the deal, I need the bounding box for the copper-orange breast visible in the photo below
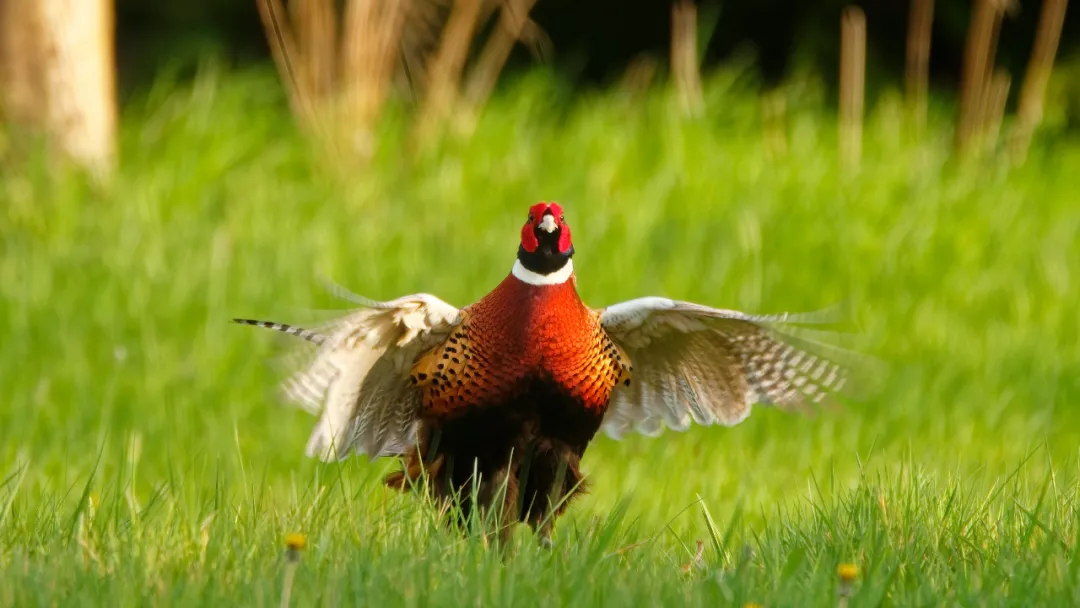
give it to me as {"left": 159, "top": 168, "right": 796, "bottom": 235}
{"left": 412, "top": 274, "right": 630, "bottom": 418}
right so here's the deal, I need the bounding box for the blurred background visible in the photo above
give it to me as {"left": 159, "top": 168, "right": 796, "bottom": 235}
{"left": 1, "top": 0, "right": 1079, "bottom": 598}
{"left": 3, "top": 0, "right": 1080, "bottom": 168}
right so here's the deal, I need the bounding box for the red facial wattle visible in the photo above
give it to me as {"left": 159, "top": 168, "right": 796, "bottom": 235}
{"left": 520, "top": 222, "right": 539, "bottom": 252}
{"left": 556, "top": 223, "right": 572, "bottom": 254}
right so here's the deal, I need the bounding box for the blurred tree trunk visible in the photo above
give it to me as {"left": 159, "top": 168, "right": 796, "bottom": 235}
{"left": 0, "top": 0, "right": 44, "bottom": 128}
{"left": 0, "top": 0, "right": 117, "bottom": 174}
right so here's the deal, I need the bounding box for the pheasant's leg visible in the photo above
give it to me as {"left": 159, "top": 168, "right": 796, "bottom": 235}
{"left": 480, "top": 460, "right": 520, "bottom": 547}
{"left": 383, "top": 424, "right": 442, "bottom": 492}
{"left": 523, "top": 442, "right": 587, "bottom": 544}
{"left": 534, "top": 510, "right": 557, "bottom": 550}
{"left": 422, "top": 447, "right": 524, "bottom": 542}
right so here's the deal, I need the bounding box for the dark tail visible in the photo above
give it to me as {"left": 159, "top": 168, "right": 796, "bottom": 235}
{"left": 231, "top": 318, "right": 327, "bottom": 346}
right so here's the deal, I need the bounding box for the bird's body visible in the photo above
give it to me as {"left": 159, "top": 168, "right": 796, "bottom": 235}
{"left": 386, "top": 264, "right": 629, "bottom": 536}
{"left": 235, "top": 202, "right": 860, "bottom": 543}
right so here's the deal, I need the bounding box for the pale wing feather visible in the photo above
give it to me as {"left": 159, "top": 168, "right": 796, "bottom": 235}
{"left": 246, "top": 293, "right": 461, "bottom": 462}
{"left": 600, "top": 329, "right": 752, "bottom": 438}
{"left": 599, "top": 297, "right": 863, "bottom": 439}
{"left": 302, "top": 341, "right": 389, "bottom": 460}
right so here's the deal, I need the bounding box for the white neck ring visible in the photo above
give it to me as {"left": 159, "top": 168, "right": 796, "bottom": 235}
{"left": 511, "top": 259, "right": 574, "bottom": 286}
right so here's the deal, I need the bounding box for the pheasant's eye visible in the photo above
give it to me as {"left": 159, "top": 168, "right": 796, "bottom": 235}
{"left": 527, "top": 213, "right": 534, "bottom": 221}
{"left": 560, "top": 215, "right": 565, "bottom": 222}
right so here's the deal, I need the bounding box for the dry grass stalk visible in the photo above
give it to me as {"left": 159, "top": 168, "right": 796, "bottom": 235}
{"left": 462, "top": 0, "right": 541, "bottom": 114}
{"left": 258, "top": 0, "right": 411, "bottom": 155}
{"left": 398, "top": 3, "right": 446, "bottom": 92}
{"left": 905, "top": 0, "right": 934, "bottom": 136}
{"left": 342, "top": 0, "right": 410, "bottom": 151}
{"left": 762, "top": 89, "right": 788, "bottom": 160}
{"left": 416, "top": 0, "right": 487, "bottom": 136}
{"left": 982, "top": 68, "right": 1011, "bottom": 149}
{"left": 975, "top": 1, "right": 1016, "bottom": 123}
{"left": 619, "top": 54, "right": 660, "bottom": 98}
{"left": 955, "top": 0, "right": 1003, "bottom": 154}
{"left": 256, "top": 0, "right": 311, "bottom": 122}
{"left": 680, "top": 540, "right": 706, "bottom": 573}
{"left": 671, "top": 0, "right": 704, "bottom": 117}
{"left": 1010, "top": 0, "right": 1069, "bottom": 161}
{"left": 839, "top": 6, "right": 866, "bottom": 168}
{"left": 294, "top": 0, "right": 337, "bottom": 103}
{"left": 257, "top": 0, "right": 546, "bottom": 157}
{"left": 516, "top": 12, "right": 553, "bottom": 62}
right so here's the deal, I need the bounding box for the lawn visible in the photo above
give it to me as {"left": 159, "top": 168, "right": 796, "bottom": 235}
{"left": 2, "top": 63, "right": 1079, "bottom": 606}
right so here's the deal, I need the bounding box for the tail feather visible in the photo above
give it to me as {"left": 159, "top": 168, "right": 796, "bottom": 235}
{"left": 232, "top": 318, "right": 328, "bottom": 346}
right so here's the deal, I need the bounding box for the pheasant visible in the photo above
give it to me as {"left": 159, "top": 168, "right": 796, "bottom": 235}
{"left": 234, "top": 202, "right": 857, "bottom": 542}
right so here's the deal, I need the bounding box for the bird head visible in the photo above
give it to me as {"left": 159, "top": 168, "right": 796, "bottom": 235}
{"left": 517, "top": 201, "right": 574, "bottom": 276}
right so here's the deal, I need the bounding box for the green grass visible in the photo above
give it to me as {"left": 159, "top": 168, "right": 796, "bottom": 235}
{"left": 2, "top": 62, "right": 1080, "bottom": 605}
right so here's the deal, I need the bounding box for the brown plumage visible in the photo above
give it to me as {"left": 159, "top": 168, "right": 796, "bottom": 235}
{"left": 235, "top": 201, "right": 865, "bottom": 544}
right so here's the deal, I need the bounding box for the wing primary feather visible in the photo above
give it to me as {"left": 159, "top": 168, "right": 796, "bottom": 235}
{"left": 316, "top": 275, "right": 443, "bottom": 312}
{"left": 747, "top": 301, "right": 852, "bottom": 325}
{"left": 316, "top": 273, "right": 388, "bottom": 308}
{"left": 600, "top": 296, "right": 883, "bottom": 439}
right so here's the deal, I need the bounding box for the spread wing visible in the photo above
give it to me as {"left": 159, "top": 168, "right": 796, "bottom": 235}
{"left": 598, "top": 297, "right": 867, "bottom": 439}
{"left": 235, "top": 292, "right": 461, "bottom": 461}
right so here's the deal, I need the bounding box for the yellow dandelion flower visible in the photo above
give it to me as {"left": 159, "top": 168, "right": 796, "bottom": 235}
{"left": 284, "top": 533, "right": 307, "bottom": 551}
{"left": 837, "top": 562, "right": 859, "bottom": 583}
{"left": 281, "top": 533, "right": 306, "bottom": 604}
{"left": 743, "top": 603, "right": 764, "bottom": 608}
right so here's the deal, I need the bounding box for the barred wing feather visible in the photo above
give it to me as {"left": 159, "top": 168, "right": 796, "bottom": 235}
{"left": 237, "top": 293, "right": 461, "bottom": 462}
{"left": 598, "top": 297, "right": 863, "bottom": 440}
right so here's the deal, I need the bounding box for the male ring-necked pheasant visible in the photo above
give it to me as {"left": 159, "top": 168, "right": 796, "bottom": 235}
{"left": 235, "top": 202, "right": 855, "bottom": 542}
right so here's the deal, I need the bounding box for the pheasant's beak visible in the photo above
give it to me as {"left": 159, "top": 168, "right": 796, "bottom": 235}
{"left": 538, "top": 214, "right": 558, "bottom": 233}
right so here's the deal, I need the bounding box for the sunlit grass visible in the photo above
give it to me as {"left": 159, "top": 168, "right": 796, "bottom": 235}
{"left": 1, "top": 63, "right": 1078, "bottom": 605}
